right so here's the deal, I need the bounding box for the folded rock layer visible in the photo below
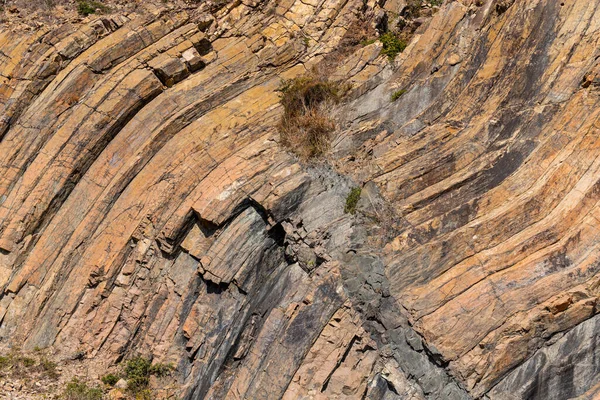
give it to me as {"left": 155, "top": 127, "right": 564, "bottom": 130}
{"left": 0, "top": 0, "right": 599, "bottom": 399}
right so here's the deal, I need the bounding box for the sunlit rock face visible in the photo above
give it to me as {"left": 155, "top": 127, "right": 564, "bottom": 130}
{"left": 1, "top": 0, "right": 600, "bottom": 399}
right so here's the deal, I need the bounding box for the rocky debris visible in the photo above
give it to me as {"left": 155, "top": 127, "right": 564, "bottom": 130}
{"left": 1, "top": 0, "right": 600, "bottom": 399}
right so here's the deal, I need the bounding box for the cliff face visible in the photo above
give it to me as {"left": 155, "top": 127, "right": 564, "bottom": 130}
{"left": 1, "top": 0, "right": 600, "bottom": 399}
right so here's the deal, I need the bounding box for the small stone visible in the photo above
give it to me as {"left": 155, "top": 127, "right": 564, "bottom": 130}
{"left": 447, "top": 53, "right": 462, "bottom": 66}
{"left": 109, "top": 388, "right": 127, "bottom": 400}
{"left": 181, "top": 48, "right": 205, "bottom": 73}
{"left": 115, "top": 379, "right": 128, "bottom": 389}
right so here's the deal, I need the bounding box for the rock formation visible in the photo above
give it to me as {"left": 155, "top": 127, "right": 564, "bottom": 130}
{"left": 1, "top": 0, "right": 600, "bottom": 399}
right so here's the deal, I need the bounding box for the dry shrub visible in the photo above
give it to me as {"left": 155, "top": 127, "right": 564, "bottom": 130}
{"left": 277, "top": 76, "right": 347, "bottom": 160}
{"left": 279, "top": 109, "right": 337, "bottom": 159}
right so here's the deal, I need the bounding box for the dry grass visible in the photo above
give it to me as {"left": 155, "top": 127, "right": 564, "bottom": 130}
{"left": 277, "top": 76, "right": 348, "bottom": 160}
{"left": 279, "top": 109, "right": 337, "bottom": 160}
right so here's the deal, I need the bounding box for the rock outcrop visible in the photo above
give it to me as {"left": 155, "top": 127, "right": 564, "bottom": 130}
{"left": 1, "top": 0, "right": 600, "bottom": 399}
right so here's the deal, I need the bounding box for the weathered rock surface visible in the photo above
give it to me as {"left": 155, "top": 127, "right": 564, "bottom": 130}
{"left": 1, "top": 0, "right": 600, "bottom": 399}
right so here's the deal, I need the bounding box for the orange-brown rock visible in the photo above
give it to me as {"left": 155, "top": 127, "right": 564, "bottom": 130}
{"left": 1, "top": 0, "right": 600, "bottom": 399}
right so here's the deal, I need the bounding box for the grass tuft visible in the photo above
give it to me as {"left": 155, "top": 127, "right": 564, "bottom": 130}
{"left": 277, "top": 76, "right": 349, "bottom": 160}
{"left": 391, "top": 89, "right": 407, "bottom": 101}
{"left": 63, "top": 378, "right": 103, "bottom": 400}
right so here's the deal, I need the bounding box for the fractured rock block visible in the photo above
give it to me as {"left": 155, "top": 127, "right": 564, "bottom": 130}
{"left": 149, "top": 54, "right": 190, "bottom": 87}
{"left": 181, "top": 47, "right": 206, "bottom": 72}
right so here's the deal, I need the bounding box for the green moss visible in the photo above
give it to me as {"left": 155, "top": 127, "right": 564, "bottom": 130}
{"left": 344, "top": 187, "right": 362, "bottom": 214}
{"left": 391, "top": 89, "right": 407, "bottom": 101}
{"left": 379, "top": 32, "right": 407, "bottom": 61}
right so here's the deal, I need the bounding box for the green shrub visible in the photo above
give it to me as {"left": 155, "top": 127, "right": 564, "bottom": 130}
{"left": 380, "top": 32, "right": 407, "bottom": 61}
{"left": 125, "top": 357, "right": 151, "bottom": 392}
{"left": 391, "top": 89, "right": 407, "bottom": 101}
{"left": 101, "top": 373, "right": 119, "bottom": 386}
{"left": 277, "top": 76, "right": 349, "bottom": 159}
{"left": 63, "top": 378, "right": 103, "bottom": 400}
{"left": 77, "top": 0, "right": 109, "bottom": 16}
{"left": 124, "top": 357, "right": 174, "bottom": 394}
{"left": 344, "top": 187, "right": 362, "bottom": 214}
{"left": 150, "top": 363, "right": 174, "bottom": 377}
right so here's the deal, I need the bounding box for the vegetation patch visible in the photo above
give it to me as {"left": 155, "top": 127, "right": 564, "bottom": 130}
{"left": 77, "top": 0, "right": 109, "bottom": 16}
{"left": 360, "top": 38, "right": 377, "bottom": 46}
{"left": 0, "top": 349, "right": 60, "bottom": 381}
{"left": 391, "top": 89, "right": 407, "bottom": 101}
{"left": 124, "top": 357, "right": 174, "bottom": 395}
{"left": 344, "top": 187, "right": 362, "bottom": 214}
{"left": 40, "top": 357, "right": 59, "bottom": 379}
{"left": 63, "top": 378, "right": 103, "bottom": 400}
{"left": 277, "top": 75, "right": 349, "bottom": 160}
{"left": 101, "top": 373, "right": 119, "bottom": 386}
{"left": 379, "top": 32, "right": 407, "bottom": 61}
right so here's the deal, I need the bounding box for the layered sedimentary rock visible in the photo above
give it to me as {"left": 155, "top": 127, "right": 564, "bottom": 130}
{"left": 1, "top": 0, "right": 600, "bottom": 399}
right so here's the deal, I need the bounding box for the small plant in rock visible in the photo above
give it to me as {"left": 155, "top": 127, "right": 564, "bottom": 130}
{"left": 379, "top": 32, "right": 407, "bottom": 61}
{"left": 21, "top": 357, "right": 36, "bottom": 367}
{"left": 125, "top": 357, "right": 152, "bottom": 393}
{"left": 0, "top": 355, "right": 10, "bottom": 369}
{"left": 277, "top": 75, "right": 349, "bottom": 160}
{"left": 63, "top": 378, "right": 103, "bottom": 400}
{"left": 101, "top": 373, "right": 119, "bottom": 386}
{"left": 150, "top": 362, "right": 175, "bottom": 377}
{"left": 124, "top": 357, "right": 175, "bottom": 395}
{"left": 77, "top": 0, "right": 109, "bottom": 16}
{"left": 391, "top": 89, "right": 407, "bottom": 101}
{"left": 360, "top": 38, "right": 377, "bottom": 46}
{"left": 344, "top": 187, "right": 362, "bottom": 214}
